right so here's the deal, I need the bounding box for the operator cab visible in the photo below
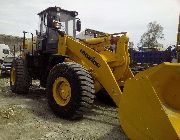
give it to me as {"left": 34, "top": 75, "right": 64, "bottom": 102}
{"left": 36, "top": 7, "right": 81, "bottom": 54}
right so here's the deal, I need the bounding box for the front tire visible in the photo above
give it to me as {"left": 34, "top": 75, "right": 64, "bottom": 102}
{"left": 96, "top": 89, "right": 116, "bottom": 106}
{"left": 10, "top": 58, "right": 31, "bottom": 94}
{"left": 46, "top": 62, "right": 95, "bottom": 120}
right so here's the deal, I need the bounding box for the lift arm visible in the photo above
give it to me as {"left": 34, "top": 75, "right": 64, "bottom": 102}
{"left": 58, "top": 34, "right": 133, "bottom": 106}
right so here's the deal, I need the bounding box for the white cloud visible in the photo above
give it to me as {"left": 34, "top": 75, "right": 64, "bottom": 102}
{"left": 0, "top": 0, "right": 179, "bottom": 47}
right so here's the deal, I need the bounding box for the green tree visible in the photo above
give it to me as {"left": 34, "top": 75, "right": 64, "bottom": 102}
{"left": 138, "top": 21, "right": 164, "bottom": 50}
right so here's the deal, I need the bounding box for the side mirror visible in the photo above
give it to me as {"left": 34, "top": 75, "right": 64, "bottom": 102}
{"left": 76, "top": 19, "right": 81, "bottom": 32}
{"left": 36, "top": 30, "right": 39, "bottom": 36}
{"left": 44, "top": 14, "right": 47, "bottom": 26}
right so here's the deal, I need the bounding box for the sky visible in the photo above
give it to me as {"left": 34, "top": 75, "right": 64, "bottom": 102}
{"left": 0, "top": 0, "right": 179, "bottom": 47}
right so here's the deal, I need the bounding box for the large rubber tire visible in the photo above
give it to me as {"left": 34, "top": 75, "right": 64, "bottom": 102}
{"left": 1, "top": 71, "right": 5, "bottom": 78}
{"left": 40, "top": 76, "right": 47, "bottom": 88}
{"left": 46, "top": 62, "right": 95, "bottom": 120}
{"left": 96, "top": 89, "right": 116, "bottom": 106}
{"left": 10, "top": 58, "right": 31, "bottom": 94}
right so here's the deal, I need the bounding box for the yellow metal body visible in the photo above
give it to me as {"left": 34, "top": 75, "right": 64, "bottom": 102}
{"left": 58, "top": 33, "right": 133, "bottom": 105}
{"left": 119, "top": 62, "right": 180, "bottom": 140}
{"left": 10, "top": 67, "right": 16, "bottom": 85}
{"left": 56, "top": 33, "right": 180, "bottom": 139}
{"left": 21, "top": 37, "right": 37, "bottom": 59}
{"left": 24, "top": 31, "right": 180, "bottom": 139}
{"left": 57, "top": 35, "right": 180, "bottom": 139}
{"left": 52, "top": 77, "right": 71, "bottom": 106}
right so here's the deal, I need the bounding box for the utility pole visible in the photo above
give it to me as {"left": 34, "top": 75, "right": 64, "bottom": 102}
{"left": 177, "top": 15, "right": 180, "bottom": 62}
{"left": 13, "top": 45, "right": 16, "bottom": 58}
{"left": 31, "top": 33, "right": 34, "bottom": 55}
{"left": 23, "top": 31, "right": 28, "bottom": 50}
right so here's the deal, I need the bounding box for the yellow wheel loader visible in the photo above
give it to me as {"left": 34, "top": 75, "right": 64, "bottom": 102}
{"left": 10, "top": 7, "right": 180, "bottom": 140}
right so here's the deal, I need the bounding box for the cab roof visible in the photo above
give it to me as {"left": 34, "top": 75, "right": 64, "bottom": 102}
{"left": 37, "top": 6, "right": 78, "bottom": 17}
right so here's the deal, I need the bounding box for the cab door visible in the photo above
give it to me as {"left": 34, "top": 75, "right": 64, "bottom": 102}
{"left": 45, "top": 12, "right": 59, "bottom": 54}
{"left": 36, "top": 14, "right": 47, "bottom": 53}
{"left": 46, "top": 27, "right": 59, "bottom": 54}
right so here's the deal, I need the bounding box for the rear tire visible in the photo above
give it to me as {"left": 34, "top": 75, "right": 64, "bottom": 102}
{"left": 1, "top": 72, "right": 5, "bottom": 78}
{"left": 40, "top": 77, "right": 47, "bottom": 88}
{"left": 10, "top": 58, "right": 31, "bottom": 94}
{"left": 46, "top": 62, "right": 95, "bottom": 120}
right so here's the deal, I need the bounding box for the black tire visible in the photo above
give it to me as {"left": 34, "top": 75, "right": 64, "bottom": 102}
{"left": 46, "top": 62, "right": 95, "bottom": 120}
{"left": 96, "top": 89, "right": 116, "bottom": 106}
{"left": 1, "top": 72, "right": 5, "bottom": 78}
{"left": 40, "top": 77, "right": 47, "bottom": 88}
{"left": 10, "top": 58, "right": 31, "bottom": 94}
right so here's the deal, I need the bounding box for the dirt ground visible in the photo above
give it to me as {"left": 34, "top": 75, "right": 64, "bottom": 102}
{"left": 0, "top": 77, "right": 128, "bottom": 140}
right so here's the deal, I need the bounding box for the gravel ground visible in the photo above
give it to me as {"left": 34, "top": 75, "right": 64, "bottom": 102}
{"left": 0, "top": 78, "right": 128, "bottom": 140}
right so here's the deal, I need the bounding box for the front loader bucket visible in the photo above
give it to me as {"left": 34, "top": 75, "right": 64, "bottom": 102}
{"left": 119, "top": 62, "right": 180, "bottom": 140}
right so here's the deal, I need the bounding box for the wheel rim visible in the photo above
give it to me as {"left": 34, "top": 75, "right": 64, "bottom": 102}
{"left": 52, "top": 77, "right": 71, "bottom": 106}
{"left": 11, "top": 67, "right": 16, "bottom": 85}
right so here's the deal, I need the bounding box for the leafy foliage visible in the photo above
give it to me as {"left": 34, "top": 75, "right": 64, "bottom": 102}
{"left": 138, "top": 21, "right": 164, "bottom": 50}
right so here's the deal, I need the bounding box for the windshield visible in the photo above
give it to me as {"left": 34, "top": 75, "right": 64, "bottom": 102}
{"left": 49, "top": 11, "right": 75, "bottom": 37}
{"left": 3, "top": 49, "right": 9, "bottom": 54}
{"left": 4, "top": 57, "right": 14, "bottom": 63}
{"left": 59, "top": 12, "right": 75, "bottom": 37}
{"left": 39, "top": 10, "right": 77, "bottom": 37}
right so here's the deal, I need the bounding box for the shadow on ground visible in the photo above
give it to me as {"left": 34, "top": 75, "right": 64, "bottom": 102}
{"left": 0, "top": 78, "right": 128, "bottom": 139}
{"left": 97, "top": 126, "right": 129, "bottom": 140}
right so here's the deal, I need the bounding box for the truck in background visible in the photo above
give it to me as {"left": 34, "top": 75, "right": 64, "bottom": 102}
{"left": 0, "top": 44, "right": 11, "bottom": 64}
{"left": 1, "top": 56, "right": 14, "bottom": 77}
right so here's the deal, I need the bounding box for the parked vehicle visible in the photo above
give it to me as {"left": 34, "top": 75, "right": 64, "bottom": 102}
{"left": 0, "top": 44, "right": 11, "bottom": 64}
{"left": 1, "top": 57, "right": 14, "bottom": 77}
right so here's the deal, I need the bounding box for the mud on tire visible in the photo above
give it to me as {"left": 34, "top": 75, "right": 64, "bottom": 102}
{"left": 46, "top": 62, "right": 95, "bottom": 120}
{"left": 10, "top": 58, "right": 31, "bottom": 94}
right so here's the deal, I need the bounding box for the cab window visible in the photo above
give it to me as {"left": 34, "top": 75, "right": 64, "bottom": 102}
{"left": 3, "top": 49, "right": 9, "bottom": 54}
